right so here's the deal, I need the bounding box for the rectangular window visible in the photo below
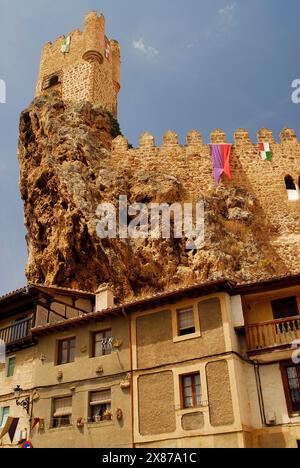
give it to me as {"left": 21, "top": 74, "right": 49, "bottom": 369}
{"left": 57, "top": 338, "right": 76, "bottom": 365}
{"left": 272, "top": 297, "right": 299, "bottom": 320}
{"left": 93, "top": 330, "right": 112, "bottom": 357}
{"left": 281, "top": 363, "right": 300, "bottom": 414}
{"left": 52, "top": 397, "right": 72, "bottom": 428}
{"left": 177, "top": 308, "right": 195, "bottom": 336}
{"left": 89, "top": 390, "right": 112, "bottom": 423}
{"left": 0, "top": 407, "right": 10, "bottom": 428}
{"left": 181, "top": 374, "right": 202, "bottom": 409}
{"left": 6, "top": 356, "right": 16, "bottom": 378}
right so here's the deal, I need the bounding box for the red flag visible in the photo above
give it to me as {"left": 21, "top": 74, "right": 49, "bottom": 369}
{"left": 221, "top": 144, "right": 232, "bottom": 180}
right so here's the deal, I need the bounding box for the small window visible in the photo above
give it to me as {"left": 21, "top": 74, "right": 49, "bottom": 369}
{"left": 52, "top": 397, "right": 72, "bottom": 428}
{"left": 272, "top": 297, "right": 299, "bottom": 320}
{"left": 285, "top": 176, "right": 299, "bottom": 201}
{"left": 57, "top": 338, "right": 76, "bottom": 365}
{"left": 89, "top": 390, "right": 112, "bottom": 423}
{"left": 181, "top": 374, "right": 202, "bottom": 409}
{"left": 6, "top": 356, "right": 16, "bottom": 378}
{"left": 49, "top": 75, "right": 59, "bottom": 87}
{"left": 0, "top": 407, "right": 9, "bottom": 428}
{"left": 281, "top": 364, "right": 300, "bottom": 414}
{"left": 177, "top": 308, "right": 195, "bottom": 336}
{"left": 93, "top": 330, "right": 113, "bottom": 357}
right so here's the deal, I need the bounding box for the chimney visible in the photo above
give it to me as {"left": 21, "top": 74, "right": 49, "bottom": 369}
{"left": 96, "top": 286, "right": 114, "bottom": 311}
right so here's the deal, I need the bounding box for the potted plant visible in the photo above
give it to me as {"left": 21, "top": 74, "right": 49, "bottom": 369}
{"left": 103, "top": 410, "right": 112, "bottom": 421}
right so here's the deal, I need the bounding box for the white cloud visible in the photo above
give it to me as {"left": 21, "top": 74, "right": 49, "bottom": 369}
{"left": 203, "top": 3, "right": 237, "bottom": 42}
{"left": 218, "top": 3, "right": 236, "bottom": 17}
{"left": 218, "top": 3, "right": 236, "bottom": 27}
{"left": 133, "top": 38, "right": 159, "bottom": 58}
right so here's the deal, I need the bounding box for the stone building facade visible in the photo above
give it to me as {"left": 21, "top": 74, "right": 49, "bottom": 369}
{"left": 1, "top": 278, "right": 300, "bottom": 448}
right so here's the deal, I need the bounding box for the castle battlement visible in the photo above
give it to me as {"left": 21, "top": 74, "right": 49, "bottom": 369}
{"left": 36, "top": 12, "right": 120, "bottom": 115}
{"left": 112, "top": 128, "right": 299, "bottom": 153}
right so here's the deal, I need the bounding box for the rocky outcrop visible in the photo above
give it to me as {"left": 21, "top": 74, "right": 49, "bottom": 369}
{"left": 18, "top": 92, "right": 287, "bottom": 302}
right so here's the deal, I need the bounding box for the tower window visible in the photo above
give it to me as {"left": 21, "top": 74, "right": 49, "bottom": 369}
{"left": 42, "top": 71, "right": 62, "bottom": 91}
{"left": 285, "top": 175, "right": 299, "bottom": 201}
{"left": 49, "top": 75, "right": 59, "bottom": 87}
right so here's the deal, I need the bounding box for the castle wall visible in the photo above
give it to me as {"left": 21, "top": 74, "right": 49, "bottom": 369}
{"left": 111, "top": 128, "right": 300, "bottom": 273}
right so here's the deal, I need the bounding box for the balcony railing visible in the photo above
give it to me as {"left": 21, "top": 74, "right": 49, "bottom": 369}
{"left": 246, "top": 316, "right": 300, "bottom": 352}
{"left": 0, "top": 317, "right": 33, "bottom": 346}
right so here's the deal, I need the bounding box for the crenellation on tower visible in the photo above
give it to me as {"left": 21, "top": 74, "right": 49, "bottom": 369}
{"left": 257, "top": 128, "right": 275, "bottom": 143}
{"left": 139, "top": 132, "right": 156, "bottom": 148}
{"left": 234, "top": 129, "right": 252, "bottom": 146}
{"left": 187, "top": 130, "right": 203, "bottom": 147}
{"left": 280, "top": 127, "right": 298, "bottom": 143}
{"left": 210, "top": 129, "right": 227, "bottom": 144}
{"left": 36, "top": 12, "right": 120, "bottom": 116}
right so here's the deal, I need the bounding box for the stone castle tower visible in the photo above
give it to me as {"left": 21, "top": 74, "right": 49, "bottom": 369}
{"left": 35, "top": 11, "right": 121, "bottom": 116}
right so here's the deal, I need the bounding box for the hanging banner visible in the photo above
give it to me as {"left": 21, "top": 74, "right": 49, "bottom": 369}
{"left": 61, "top": 36, "right": 71, "bottom": 54}
{"left": 0, "top": 417, "right": 19, "bottom": 442}
{"left": 210, "top": 144, "right": 233, "bottom": 188}
{"left": 259, "top": 142, "right": 272, "bottom": 161}
{"left": 105, "top": 37, "right": 110, "bottom": 60}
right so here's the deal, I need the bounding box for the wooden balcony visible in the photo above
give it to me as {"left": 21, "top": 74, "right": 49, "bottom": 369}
{"left": 246, "top": 316, "right": 300, "bottom": 354}
{"left": 0, "top": 317, "right": 35, "bottom": 351}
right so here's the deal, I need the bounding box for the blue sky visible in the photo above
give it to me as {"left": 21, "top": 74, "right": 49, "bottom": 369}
{"left": 0, "top": 0, "right": 299, "bottom": 295}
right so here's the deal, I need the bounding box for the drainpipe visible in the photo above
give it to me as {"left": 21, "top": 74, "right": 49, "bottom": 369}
{"left": 123, "top": 306, "right": 135, "bottom": 449}
{"left": 254, "top": 361, "right": 267, "bottom": 426}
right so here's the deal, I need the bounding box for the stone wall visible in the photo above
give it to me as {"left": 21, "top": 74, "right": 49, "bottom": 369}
{"left": 112, "top": 128, "right": 300, "bottom": 273}
{"left": 206, "top": 360, "right": 235, "bottom": 427}
{"left": 138, "top": 371, "right": 176, "bottom": 436}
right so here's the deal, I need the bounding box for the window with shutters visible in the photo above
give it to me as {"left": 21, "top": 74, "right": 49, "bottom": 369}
{"left": 177, "top": 307, "right": 196, "bottom": 336}
{"left": 89, "top": 390, "right": 112, "bottom": 423}
{"left": 52, "top": 397, "right": 72, "bottom": 428}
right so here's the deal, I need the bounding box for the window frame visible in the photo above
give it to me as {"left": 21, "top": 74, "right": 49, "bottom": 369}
{"left": 6, "top": 356, "right": 16, "bottom": 378}
{"left": 92, "top": 329, "right": 113, "bottom": 358}
{"left": 280, "top": 362, "right": 300, "bottom": 416}
{"left": 272, "top": 297, "right": 299, "bottom": 321}
{"left": 57, "top": 337, "right": 76, "bottom": 366}
{"left": 180, "top": 373, "right": 202, "bottom": 410}
{"left": 88, "top": 389, "right": 112, "bottom": 423}
{"left": 51, "top": 396, "right": 73, "bottom": 428}
{"left": 173, "top": 303, "right": 201, "bottom": 343}
{"left": 177, "top": 307, "right": 196, "bottom": 337}
{"left": 0, "top": 407, "right": 10, "bottom": 428}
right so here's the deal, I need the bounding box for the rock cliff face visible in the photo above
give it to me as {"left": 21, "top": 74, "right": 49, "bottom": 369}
{"left": 18, "top": 92, "right": 287, "bottom": 302}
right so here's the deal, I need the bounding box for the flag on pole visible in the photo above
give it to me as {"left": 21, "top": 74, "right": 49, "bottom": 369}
{"left": 61, "top": 36, "right": 71, "bottom": 54}
{"left": 105, "top": 37, "right": 110, "bottom": 60}
{"left": 0, "top": 417, "right": 19, "bottom": 442}
{"left": 259, "top": 142, "right": 272, "bottom": 161}
{"left": 210, "top": 144, "right": 233, "bottom": 188}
